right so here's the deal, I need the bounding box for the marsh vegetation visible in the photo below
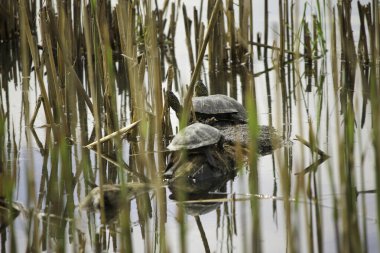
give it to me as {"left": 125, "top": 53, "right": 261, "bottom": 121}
{"left": 0, "top": 0, "right": 379, "bottom": 252}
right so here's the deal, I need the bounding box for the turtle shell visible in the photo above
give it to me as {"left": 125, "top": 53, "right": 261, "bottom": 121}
{"left": 192, "top": 94, "right": 247, "bottom": 122}
{"left": 167, "top": 123, "right": 221, "bottom": 151}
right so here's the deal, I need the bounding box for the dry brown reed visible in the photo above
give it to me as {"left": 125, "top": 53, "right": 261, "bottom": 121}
{"left": 0, "top": 0, "right": 380, "bottom": 252}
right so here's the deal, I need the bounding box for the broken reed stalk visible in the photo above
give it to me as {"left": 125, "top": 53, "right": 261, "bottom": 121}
{"left": 19, "top": 0, "right": 54, "bottom": 129}
{"left": 163, "top": 66, "right": 174, "bottom": 141}
{"left": 85, "top": 120, "right": 140, "bottom": 148}
{"left": 193, "top": 7, "right": 200, "bottom": 58}
{"left": 328, "top": 6, "right": 344, "bottom": 252}
{"left": 143, "top": 4, "right": 167, "bottom": 250}
{"left": 183, "top": 5, "right": 195, "bottom": 72}
{"left": 29, "top": 96, "right": 43, "bottom": 126}
{"left": 295, "top": 135, "right": 330, "bottom": 158}
{"left": 248, "top": 41, "right": 314, "bottom": 58}
{"left": 181, "top": 0, "right": 222, "bottom": 126}
{"left": 357, "top": 2, "right": 370, "bottom": 128}
{"left": 304, "top": 21, "right": 312, "bottom": 92}
{"left": 118, "top": 7, "right": 152, "bottom": 243}
{"left": 94, "top": 151, "right": 148, "bottom": 183}
{"left": 285, "top": 0, "right": 293, "bottom": 127}
{"left": 369, "top": 1, "right": 380, "bottom": 241}
{"left": 82, "top": 0, "right": 107, "bottom": 225}
{"left": 197, "top": 23, "right": 205, "bottom": 57}
{"left": 238, "top": 0, "right": 249, "bottom": 59}
{"left": 40, "top": 8, "right": 70, "bottom": 137}
{"left": 19, "top": 0, "right": 31, "bottom": 125}
{"left": 227, "top": 0, "right": 236, "bottom": 64}
{"left": 116, "top": 0, "right": 146, "bottom": 185}
{"left": 356, "top": 46, "right": 371, "bottom": 251}
{"left": 116, "top": 1, "right": 139, "bottom": 123}
{"left": 313, "top": 15, "right": 319, "bottom": 86}
{"left": 145, "top": 2, "right": 164, "bottom": 171}
{"left": 248, "top": 0, "right": 254, "bottom": 71}
{"left": 57, "top": 0, "right": 78, "bottom": 140}
{"left": 45, "top": 7, "right": 94, "bottom": 115}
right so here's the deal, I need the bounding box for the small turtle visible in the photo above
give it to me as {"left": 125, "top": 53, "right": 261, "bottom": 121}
{"left": 167, "top": 122, "right": 222, "bottom": 151}
{"left": 79, "top": 183, "right": 149, "bottom": 211}
{"left": 165, "top": 123, "right": 235, "bottom": 193}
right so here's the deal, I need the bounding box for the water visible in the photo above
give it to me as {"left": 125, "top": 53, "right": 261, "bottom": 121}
{"left": 0, "top": 0, "right": 378, "bottom": 252}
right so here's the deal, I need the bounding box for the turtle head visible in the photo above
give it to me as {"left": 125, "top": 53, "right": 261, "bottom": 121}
{"left": 195, "top": 80, "right": 208, "bottom": 96}
{"left": 166, "top": 90, "right": 182, "bottom": 117}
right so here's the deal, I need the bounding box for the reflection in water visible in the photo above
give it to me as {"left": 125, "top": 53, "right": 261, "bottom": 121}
{"left": 1, "top": 0, "right": 380, "bottom": 252}
{"left": 0, "top": 199, "right": 21, "bottom": 233}
{"left": 170, "top": 192, "right": 227, "bottom": 217}
{"left": 169, "top": 176, "right": 230, "bottom": 253}
{"left": 79, "top": 184, "right": 150, "bottom": 224}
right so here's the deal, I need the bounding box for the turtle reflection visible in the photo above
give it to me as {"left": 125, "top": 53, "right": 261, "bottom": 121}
{"left": 79, "top": 183, "right": 150, "bottom": 223}
{"left": 0, "top": 198, "right": 22, "bottom": 232}
{"left": 170, "top": 192, "right": 228, "bottom": 217}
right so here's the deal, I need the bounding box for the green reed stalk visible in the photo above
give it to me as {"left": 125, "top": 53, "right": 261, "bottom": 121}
{"left": 246, "top": 73, "right": 261, "bottom": 253}
{"left": 40, "top": 9, "right": 69, "bottom": 137}
{"left": 146, "top": 2, "right": 168, "bottom": 253}
{"left": 82, "top": 0, "right": 109, "bottom": 228}
{"left": 19, "top": 0, "right": 30, "bottom": 125}
{"left": 117, "top": 1, "right": 145, "bottom": 251}
{"left": 145, "top": 2, "right": 165, "bottom": 171}
{"left": 327, "top": 5, "right": 342, "bottom": 251}
{"left": 227, "top": 0, "right": 236, "bottom": 64}
{"left": 19, "top": 0, "right": 54, "bottom": 131}
{"left": 193, "top": 8, "right": 200, "bottom": 59}
{"left": 371, "top": 0, "right": 380, "bottom": 246}
{"left": 182, "top": 0, "right": 222, "bottom": 126}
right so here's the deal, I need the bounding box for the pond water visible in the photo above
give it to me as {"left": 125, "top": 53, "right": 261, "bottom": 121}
{"left": 0, "top": 0, "right": 379, "bottom": 252}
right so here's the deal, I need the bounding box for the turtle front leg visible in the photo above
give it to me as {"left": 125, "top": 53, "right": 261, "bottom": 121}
{"left": 204, "top": 117, "right": 218, "bottom": 125}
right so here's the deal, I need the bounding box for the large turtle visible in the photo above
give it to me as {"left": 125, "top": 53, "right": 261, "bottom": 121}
{"left": 193, "top": 80, "right": 247, "bottom": 123}
{"left": 165, "top": 123, "right": 235, "bottom": 194}
{"left": 167, "top": 91, "right": 247, "bottom": 125}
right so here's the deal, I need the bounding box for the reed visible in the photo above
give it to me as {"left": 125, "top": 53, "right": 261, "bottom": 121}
{"left": 1, "top": 0, "right": 380, "bottom": 252}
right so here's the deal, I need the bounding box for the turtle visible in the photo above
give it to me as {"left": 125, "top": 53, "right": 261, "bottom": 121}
{"left": 166, "top": 90, "right": 283, "bottom": 153}
{"left": 79, "top": 183, "right": 150, "bottom": 222}
{"left": 166, "top": 122, "right": 222, "bottom": 151}
{"left": 214, "top": 123, "right": 284, "bottom": 155}
{"left": 79, "top": 184, "right": 123, "bottom": 211}
{"left": 165, "top": 123, "right": 235, "bottom": 194}
{"left": 166, "top": 91, "right": 247, "bottom": 125}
